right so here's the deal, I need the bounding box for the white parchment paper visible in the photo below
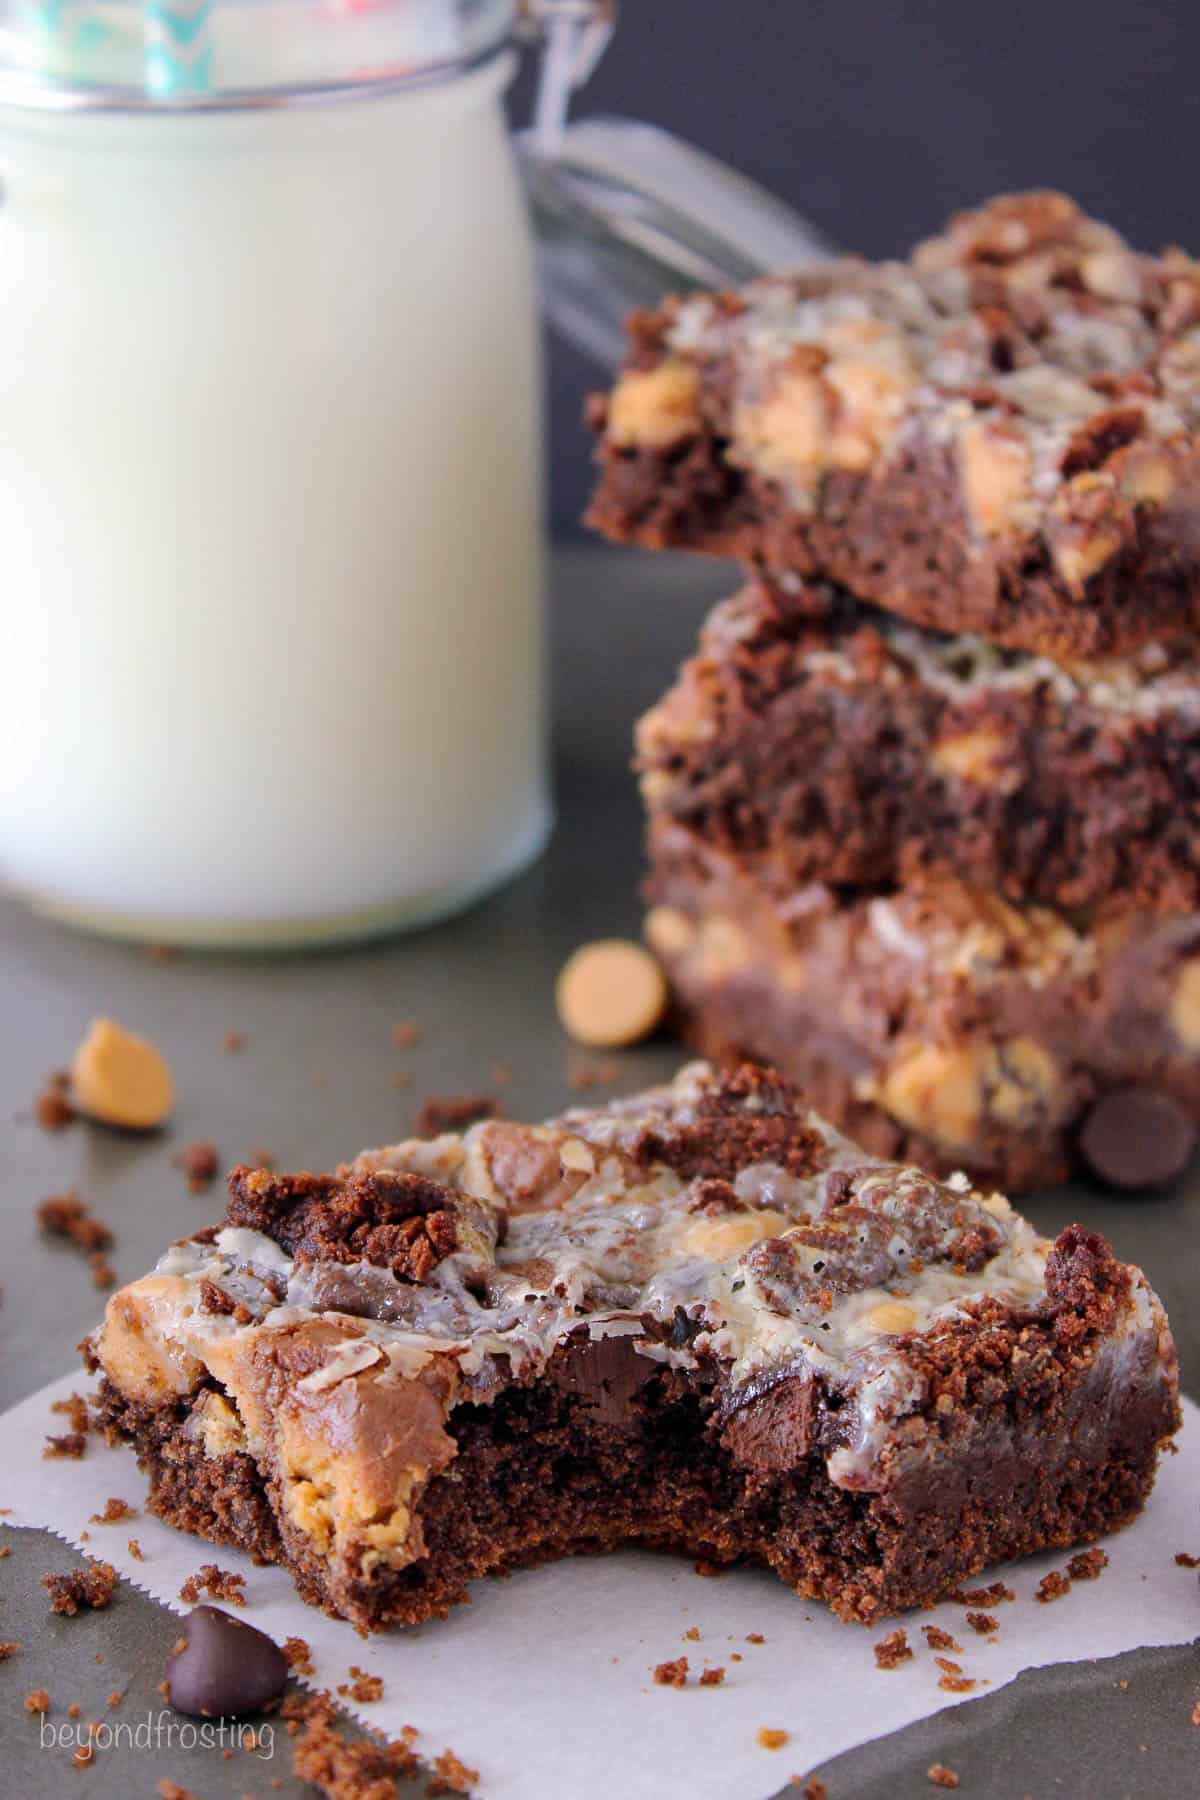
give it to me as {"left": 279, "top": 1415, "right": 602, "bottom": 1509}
{"left": 2, "top": 1371, "right": 1198, "bottom": 1798}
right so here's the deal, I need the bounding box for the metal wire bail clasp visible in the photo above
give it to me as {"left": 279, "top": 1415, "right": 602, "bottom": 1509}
{"left": 520, "top": 0, "right": 616, "bottom": 153}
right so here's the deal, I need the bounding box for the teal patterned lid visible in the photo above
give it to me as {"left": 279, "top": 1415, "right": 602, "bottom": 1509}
{"left": 0, "top": 0, "right": 514, "bottom": 107}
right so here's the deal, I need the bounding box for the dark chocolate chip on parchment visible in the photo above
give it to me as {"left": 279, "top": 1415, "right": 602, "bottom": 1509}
{"left": 166, "top": 1605, "right": 287, "bottom": 1718}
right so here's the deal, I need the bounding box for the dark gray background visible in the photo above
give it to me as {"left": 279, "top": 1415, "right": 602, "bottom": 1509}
{"left": 511, "top": 0, "right": 1198, "bottom": 532}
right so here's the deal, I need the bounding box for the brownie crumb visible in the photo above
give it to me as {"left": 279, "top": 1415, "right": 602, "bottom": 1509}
{"left": 35, "top": 1072, "right": 76, "bottom": 1132}
{"left": 36, "top": 1191, "right": 113, "bottom": 1253}
{"left": 179, "top": 1563, "right": 246, "bottom": 1606}
{"left": 653, "top": 1656, "right": 689, "bottom": 1688}
{"left": 283, "top": 1637, "right": 314, "bottom": 1676}
{"left": 291, "top": 1699, "right": 419, "bottom": 1798}
{"left": 1191, "top": 1699, "right": 1200, "bottom": 1726}
{"left": 1036, "top": 1570, "right": 1072, "bottom": 1603}
{"left": 107, "top": 1690, "right": 122, "bottom": 1709}
{"left": 43, "top": 1433, "right": 86, "bottom": 1460}
{"left": 90, "top": 1253, "right": 116, "bottom": 1289}
{"left": 0, "top": 1642, "right": 19, "bottom": 1660}
{"left": 683, "top": 1626, "right": 700, "bottom": 1642}
{"left": 757, "top": 1727, "right": 789, "bottom": 1750}
{"left": 959, "top": 1581, "right": 1014, "bottom": 1606}
{"left": 223, "top": 1031, "right": 246, "bottom": 1053}
{"left": 67, "top": 1702, "right": 81, "bottom": 1719}
{"left": 966, "top": 1611, "right": 998, "bottom": 1636}
{"left": 491, "top": 1062, "right": 514, "bottom": 1088}
{"left": 928, "top": 1765, "right": 961, "bottom": 1789}
{"left": 51, "top": 1392, "right": 91, "bottom": 1435}
{"left": 874, "top": 1628, "right": 912, "bottom": 1670}
{"left": 392, "top": 1021, "right": 421, "bottom": 1048}
{"left": 127, "top": 1539, "right": 144, "bottom": 1562}
{"left": 746, "top": 1632, "right": 765, "bottom": 1645}
{"left": 923, "top": 1626, "right": 962, "bottom": 1653}
{"left": 198, "top": 1279, "right": 251, "bottom": 1324}
{"left": 935, "top": 1657, "right": 964, "bottom": 1676}
{"left": 175, "top": 1141, "right": 220, "bottom": 1192}
{"left": 42, "top": 1562, "right": 117, "bottom": 1616}
{"left": 414, "top": 1093, "right": 500, "bottom": 1138}
{"left": 566, "top": 1056, "right": 625, "bottom": 1092}
{"left": 1068, "top": 1548, "right": 1109, "bottom": 1581}
{"left": 89, "top": 1498, "right": 135, "bottom": 1525}
{"left": 337, "top": 1665, "right": 383, "bottom": 1704}
{"left": 0, "top": 1546, "right": 9, "bottom": 1559}
{"left": 25, "top": 1690, "right": 51, "bottom": 1714}
{"left": 430, "top": 1747, "right": 480, "bottom": 1796}
{"left": 1175, "top": 1551, "right": 1200, "bottom": 1568}
{"left": 938, "top": 1674, "right": 977, "bottom": 1693}
{"left": 700, "top": 1666, "right": 726, "bottom": 1686}
{"left": 390, "top": 1071, "right": 411, "bottom": 1090}
{"left": 801, "top": 1780, "right": 828, "bottom": 1800}
{"left": 158, "top": 1782, "right": 199, "bottom": 1800}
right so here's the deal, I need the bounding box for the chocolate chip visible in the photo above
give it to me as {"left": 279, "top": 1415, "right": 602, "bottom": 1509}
{"left": 165, "top": 1606, "right": 287, "bottom": 1718}
{"left": 1078, "top": 1090, "right": 1197, "bottom": 1191}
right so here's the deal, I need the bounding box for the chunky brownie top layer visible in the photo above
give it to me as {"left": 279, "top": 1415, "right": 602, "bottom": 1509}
{"left": 94, "top": 1062, "right": 1173, "bottom": 1576}
{"left": 637, "top": 574, "right": 1200, "bottom": 914}
{"left": 590, "top": 192, "right": 1200, "bottom": 656}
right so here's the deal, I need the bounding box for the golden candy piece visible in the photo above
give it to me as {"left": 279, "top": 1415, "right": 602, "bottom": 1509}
{"left": 555, "top": 939, "right": 668, "bottom": 1049}
{"left": 71, "top": 1016, "right": 174, "bottom": 1130}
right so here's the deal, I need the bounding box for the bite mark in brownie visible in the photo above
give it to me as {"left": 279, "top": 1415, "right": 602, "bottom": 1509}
{"left": 588, "top": 191, "right": 1200, "bottom": 660}
{"left": 87, "top": 1064, "right": 1180, "bottom": 1634}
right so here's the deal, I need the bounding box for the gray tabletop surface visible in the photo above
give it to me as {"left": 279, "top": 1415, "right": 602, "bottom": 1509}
{"left": 1, "top": 543, "right": 1197, "bottom": 1798}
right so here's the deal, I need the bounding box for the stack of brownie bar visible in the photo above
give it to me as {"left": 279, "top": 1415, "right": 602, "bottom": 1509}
{"left": 586, "top": 191, "right": 1200, "bottom": 1192}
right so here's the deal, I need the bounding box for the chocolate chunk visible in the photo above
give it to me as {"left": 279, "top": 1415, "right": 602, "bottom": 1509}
{"left": 166, "top": 1606, "right": 287, "bottom": 1718}
{"left": 720, "top": 1372, "right": 814, "bottom": 1471}
{"left": 549, "top": 1332, "right": 654, "bottom": 1426}
{"left": 1078, "top": 1090, "right": 1197, "bottom": 1191}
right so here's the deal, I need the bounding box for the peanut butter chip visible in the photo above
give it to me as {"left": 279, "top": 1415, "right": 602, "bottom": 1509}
{"left": 866, "top": 1300, "right": 918, "bottom": 1335}
{"left": 70, "top": 1017, "right": 174, "bottom": 1131}
{"left": 555, "top": 940, "right": 668, "bottom": 1050}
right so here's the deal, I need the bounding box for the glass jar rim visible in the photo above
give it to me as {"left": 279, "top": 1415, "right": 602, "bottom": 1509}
{"left": 0, "top": 0, "right": 516, "bottom": 113}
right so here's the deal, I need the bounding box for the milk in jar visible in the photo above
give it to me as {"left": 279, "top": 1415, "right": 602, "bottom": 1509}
{"left": 0, "top": 1, "right": 549, "bottom": 945}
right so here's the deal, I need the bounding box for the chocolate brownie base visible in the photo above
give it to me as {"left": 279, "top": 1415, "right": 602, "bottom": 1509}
{"left": 638, "top": 576, "right": 1200, "bottom": 917}
{"left": 87, "top": 1065, "right": 1180, "bottom": 1629}
{"left": 647, "top": 831, "right": 1200, "bottom": 1191}
{"left": 93, "top": 1254, "right": 1174, "bottom": 1631}
{"left": 587, "top": 192, "right": 1200, "bottom": 660}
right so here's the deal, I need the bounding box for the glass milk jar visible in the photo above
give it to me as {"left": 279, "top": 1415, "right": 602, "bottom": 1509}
{"left": 0, "top": 1, "right": 549, "bottom": 946}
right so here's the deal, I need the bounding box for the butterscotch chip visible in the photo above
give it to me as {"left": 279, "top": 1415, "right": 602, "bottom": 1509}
{"left": 866, "top": 1300, "right": 918, "bottom": 1334}
{"left": 70, "top": 1018, "right": 173, "bottom": 1131}
{"left": 556, "top": 940, "right": 668, "bottom": 1049}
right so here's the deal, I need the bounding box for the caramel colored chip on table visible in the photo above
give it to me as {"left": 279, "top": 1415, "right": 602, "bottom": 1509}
{"left": 556, "top": 940, "right": 667, "bottom": 1049}
{"left": 70, "top": 1017, "right": 174, "bottom": 1131}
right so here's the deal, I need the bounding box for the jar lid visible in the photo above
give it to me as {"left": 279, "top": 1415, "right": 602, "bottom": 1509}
{"left": 0, "top": 0, "right": 515, "bottom": 110}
